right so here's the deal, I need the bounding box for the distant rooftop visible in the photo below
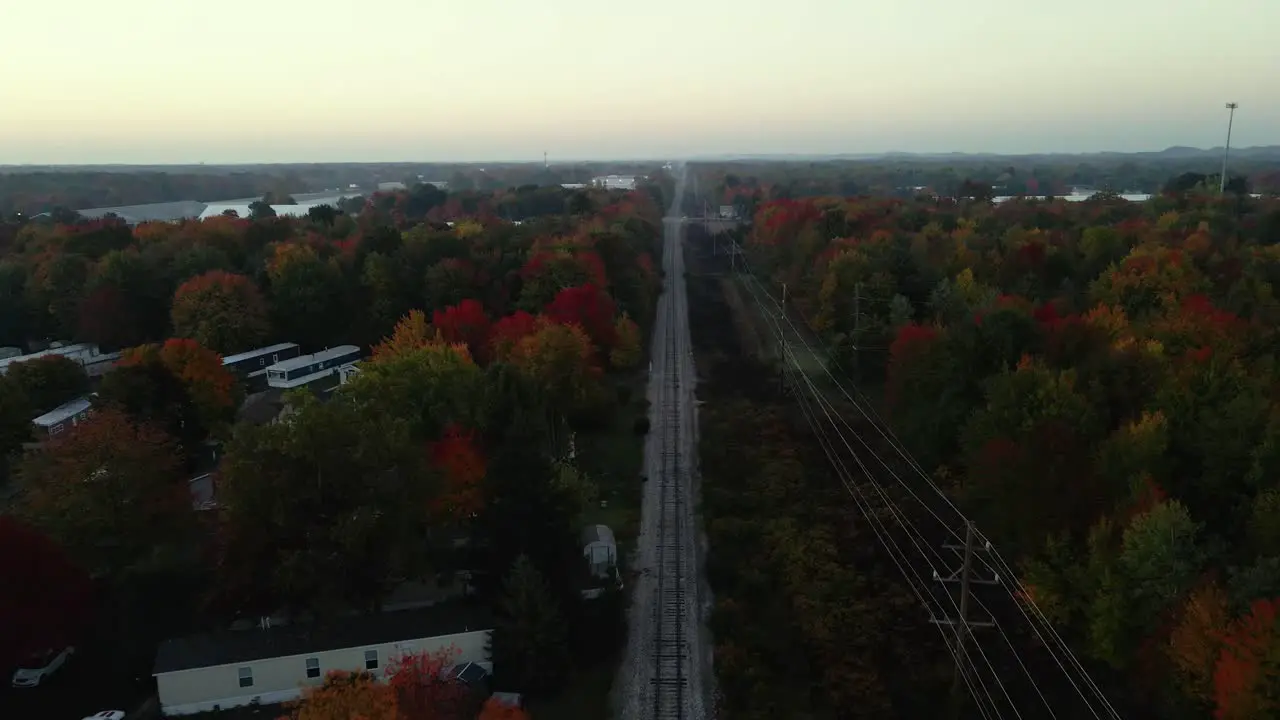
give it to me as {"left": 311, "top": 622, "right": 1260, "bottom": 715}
{"left": 220, "top": 343, "right": 300, "bottom": 367}
{"left": 75, "top": 200, "right": 207, "bottom": 225}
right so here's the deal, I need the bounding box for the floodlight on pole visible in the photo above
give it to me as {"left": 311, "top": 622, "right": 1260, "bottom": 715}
{"left": 1221, "top": 102, "right": 1238, "bottom": 195}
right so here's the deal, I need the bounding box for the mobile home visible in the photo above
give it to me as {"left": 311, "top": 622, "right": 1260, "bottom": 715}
{"left": 0, "top": 343, "right": 120, "bottom": 377}
{"left": 265, "top": 346, "right": 361, "bottom": 390}
{"left": 152, "top": 604, "right": 492, "bottom": 716}
{"left": 31, "top": 396, "right": 93, "bottom": 439}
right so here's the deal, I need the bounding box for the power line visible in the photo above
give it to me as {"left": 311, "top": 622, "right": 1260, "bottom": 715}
{"left": 722, "top": 236, "right": 1123, "bottom": 719}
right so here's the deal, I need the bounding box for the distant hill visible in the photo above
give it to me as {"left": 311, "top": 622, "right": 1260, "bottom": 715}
{"left": 687, "top": 147, "right": 1280, "bottom": 163}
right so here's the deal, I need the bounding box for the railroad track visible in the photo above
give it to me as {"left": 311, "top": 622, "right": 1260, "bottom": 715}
{"left": 652, "top": 278, "right": 690, "bottom": 720}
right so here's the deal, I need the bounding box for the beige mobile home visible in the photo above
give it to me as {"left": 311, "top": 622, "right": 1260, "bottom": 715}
{"left": 152, "top": 604, "right": 493, "bottom": 716}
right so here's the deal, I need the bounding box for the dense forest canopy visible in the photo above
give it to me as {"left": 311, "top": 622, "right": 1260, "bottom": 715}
{"left": 739, "top": 182, "right": 1280, "bottom": 717}
{"left": 691, "top": 150, "right": 1280, "bottom": 220}
{"left": 0, "top": 177, "right": 666, "bottom": 718}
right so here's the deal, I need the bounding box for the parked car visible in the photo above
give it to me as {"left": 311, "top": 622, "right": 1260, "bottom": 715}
{"left": 10, "top": 646, "right": 75, "bottom": 687}
{"left": 82, "top": 713, "right": 125, "bottom": 720}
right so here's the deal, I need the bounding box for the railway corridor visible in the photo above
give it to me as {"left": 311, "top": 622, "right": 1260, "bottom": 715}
{"left": 614, "top": 165, "right": 711, "bottom": 720}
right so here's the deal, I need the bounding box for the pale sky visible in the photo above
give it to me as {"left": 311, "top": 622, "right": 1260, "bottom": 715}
{"left": 2, "top": 0, "right": 1277, "bottom": 164}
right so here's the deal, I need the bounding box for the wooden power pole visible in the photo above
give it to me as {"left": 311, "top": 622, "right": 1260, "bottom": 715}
{"left": 931, "top": 520, "right": 999, "bottom": 715}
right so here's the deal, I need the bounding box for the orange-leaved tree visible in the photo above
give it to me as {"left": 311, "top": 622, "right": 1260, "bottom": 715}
{"left": 1168, "top": 581, "right": 1229, "bottom": 704}
{"left": 170, "top": 270, "right": 270, "bottom": 355}
{"left": 510, "top": 319, "right": 599, "bottom": 416}
{"left": 284, "top": 670, "right": 400, "bottom": 720}
{"left": 374, "top": 309, "right": 435, "bottom": 361}
{"left": 122, "top": 339, "right": 240, "bottom": 434}
{"left": 428, "top": 424, "right": 487, "bottom": 521}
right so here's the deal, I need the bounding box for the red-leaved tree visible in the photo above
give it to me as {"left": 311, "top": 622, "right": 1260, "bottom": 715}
{"left": 0, "top": 517, "right": 93, "bottom": 670}
{"left": 544, "top": 283, "right": 616, "bottom": 350}
{"left": 433, "top": 300, "right": 492, "bottom": 364}
{"left": 428, "top": 425, "right": 487, "bottom": 521}
{"left": 385, "top": 646, "right": 472, "bottom": 720}
{"left": 1214, "top": 598, "right": 1280, "bottom": 719}
{"left": 490, "top": 311, "right": 539, "bottom": 363}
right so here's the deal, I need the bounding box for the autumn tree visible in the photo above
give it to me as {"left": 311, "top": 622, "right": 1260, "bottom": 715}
{"left": 4, "top": 354, "right": 89, "bottom": 417}
{"left": 170, "top": 270, "right": 270, "bottom": 354}
{"left": 27, "top": 252, "right": 91, "bottom": 338}
{"left": 509, "top": 320, "right": 600, "bottom": 418}
{"left": 287, "top": 670, "right": 400, "bottom": 720}
{"left": 1214, "top": 598, "right": 1280, "bottom": 719}
{"left": 105, "top": 339, "right": 240, "bottom": 446}
{"left": 373, "top": 309, "right": 434, "bottom": 360}
{"left": 385, "top": 647, "right": 474, "bottom": 720}
{"left": 428, "top": 424, "right": 487, "bottom": 522}
{"left": 433, "top": 299, "right": 492, "bottom": 363}
{"left": 489, "top": 311, "right": 539, "bottom": 364}
{"left": 517, "top": 251, "right": 599, "bottom": 311}
{"left": 346, "top": 341, "right": 483, "bottom": 440}
{"left": 78, "top": 249, "right": 168, "bottom": 350}
{"left": 0, "top": 517, "right": 93, "bottom": 671}
{"left": 266, "top": 242, "right": 348, "bottom": 348}
{"left": 543, "top": 283, "right": 617, "bottom": 351}
{"left": 609, "top": 314, "right": 642, "bottom": 369}
{"left": 215, "top": 393, "right": 427, "bottom": 616}
{"left": 1168, "top": 582, "right": 1229, "bottom": 706}
{"left": 491, "top": 554, "right": 571, "bottom": 695}
{"left": 16, "top": 408, "right": 193, "bottom": 580}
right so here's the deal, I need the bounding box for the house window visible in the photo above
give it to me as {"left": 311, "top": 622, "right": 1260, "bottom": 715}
{"left": 238, "top": 666, "right": 253, "bottom": 688}
{"left": 364, "top": 650, "right": 378, "bottom": 670}
{"left": 50, "top": 423, "right": 63, "bottom": 435}
{"left": 305, "top": 657, "right": 320, "bottom": 679}
{"left": 272, "top": 353, "right": 279, "bottom": 363}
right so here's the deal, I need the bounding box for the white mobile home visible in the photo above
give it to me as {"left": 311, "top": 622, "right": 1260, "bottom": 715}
{"left": 265, "top": 345, "right": 361, "bottom": 390}
{"left": 153, "top": 604, "right": 493, "bottom": 716}
{"left": 0, "top": 343, "right": 119, "bottom": 376}
{"left": 221, "top": 343, "right": 301, "bottom": 377}
{"left": 31, "top": 396, "right": 93, "bottom": 439}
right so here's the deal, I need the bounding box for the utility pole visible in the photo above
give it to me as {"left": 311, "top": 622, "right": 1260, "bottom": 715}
{"left": 852, "top": 282, "right": 862, "bottom": 383}
{"left": 1221, "top": 102, "right": 1239, "bottom": 195}
{"left": 931, "top": 521, "right": 999, "bottom": 713}
{"left": 782, "top": 282, "right": 787, "bottom": 307}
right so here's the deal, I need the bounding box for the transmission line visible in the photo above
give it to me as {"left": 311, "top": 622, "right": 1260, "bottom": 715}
{"left": 721, "top": 235, "right": 1123, "bottom": 719}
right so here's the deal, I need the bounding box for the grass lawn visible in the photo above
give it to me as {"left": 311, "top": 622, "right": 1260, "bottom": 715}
{"left": 576, "top": 370, "right": 649, "bottom": 551}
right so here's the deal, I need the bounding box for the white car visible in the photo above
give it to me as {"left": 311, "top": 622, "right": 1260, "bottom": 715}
{"left": 10, "top": 646, "right": 75, "bottom": 687}
{"left": 82, "top": 712, "right": 126, "bottom": 720}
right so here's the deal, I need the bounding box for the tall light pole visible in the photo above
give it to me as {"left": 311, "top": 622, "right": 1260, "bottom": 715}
{"left": 1220, "top": 102, "right": 1239, "bottom": 195}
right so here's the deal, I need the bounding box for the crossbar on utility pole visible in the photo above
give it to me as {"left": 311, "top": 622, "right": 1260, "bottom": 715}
{"left": 931, "top": 520, "right": 999, "bottom": 710}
